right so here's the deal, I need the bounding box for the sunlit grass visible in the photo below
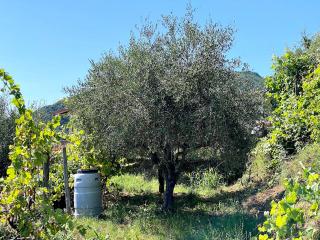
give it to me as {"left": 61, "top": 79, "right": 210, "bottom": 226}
{"left": 69, "top": 174, "right": 260, "bottom": 240}
{"left": 108, "top": 173, "right": 194, "bottom": 195}
{"left": 107, "top": 173, "right": 222, "bottom": 196}
{"left": 74, "top": 211, "right": 256, "bottom": 240}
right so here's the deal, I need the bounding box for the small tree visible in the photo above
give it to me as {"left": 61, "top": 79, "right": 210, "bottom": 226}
{"left": 67, "top": 9, "right": 262, "bottom": 210}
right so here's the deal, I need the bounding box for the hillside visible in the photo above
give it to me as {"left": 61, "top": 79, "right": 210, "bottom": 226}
{"left": 36, "top": 99, "right": 69, "bottom": 124}
{"left": 236, "top": 71, "right": 264, "bottom": 89}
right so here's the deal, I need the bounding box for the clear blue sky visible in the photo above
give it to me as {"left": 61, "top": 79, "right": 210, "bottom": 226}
{"left": 1, "top": 0, "right": 320, "bottom": 105}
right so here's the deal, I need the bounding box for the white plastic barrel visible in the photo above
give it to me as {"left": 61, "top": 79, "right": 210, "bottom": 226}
{"left": 74, "top": 169, "right": 102, "bottom": 217}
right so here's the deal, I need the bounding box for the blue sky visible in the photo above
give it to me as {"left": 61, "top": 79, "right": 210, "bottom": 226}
{"left": 1, "top": 0, "right": 320, "bottom": 105}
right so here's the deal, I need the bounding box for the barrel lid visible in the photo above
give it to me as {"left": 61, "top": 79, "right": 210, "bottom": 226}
{"left": 77, "top": 169, "right": 98, "bottom": 174}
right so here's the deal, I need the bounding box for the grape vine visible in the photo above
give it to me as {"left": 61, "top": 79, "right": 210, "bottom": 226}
{"left": 0, "top": 69, "right": 74, "bottom": 239}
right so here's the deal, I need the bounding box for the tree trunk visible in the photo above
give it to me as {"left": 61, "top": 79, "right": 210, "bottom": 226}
{"left": 150, "top": 152, "right": 164, "bottom": 194}
{"left": 162, "top": 163, "right": 176, "bottom": 211}
{"left": 158, "top": 166, "right": 165, "bottom": 194}
{"left": 162, "top": 144, "right": 176, "bottom": 211}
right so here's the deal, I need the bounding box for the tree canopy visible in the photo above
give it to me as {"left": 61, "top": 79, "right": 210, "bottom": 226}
{"left": 67, "top": 10, "right": 263, "bottom": 209}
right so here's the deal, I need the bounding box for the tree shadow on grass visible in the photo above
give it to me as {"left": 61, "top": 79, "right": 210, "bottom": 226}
{"left": 102, "top": 187, "right": 262, "bottom": 240}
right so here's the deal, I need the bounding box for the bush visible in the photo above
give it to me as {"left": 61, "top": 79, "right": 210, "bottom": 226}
{"left": 246, "top": 142, "right": 320, "bottom": 186}
{"left": 0, "top": 223, "right": 16, "bottom": 239}
{"left": 244, "top": 138, "right": 285, "bottom": 185}
{"left": 186, "top": 168, "right": 224, "bottom": 191}
{"left": 261, "top": 35, "right": 320, "bottom": 168}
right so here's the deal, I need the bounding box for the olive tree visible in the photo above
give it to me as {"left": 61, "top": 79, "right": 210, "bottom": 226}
{"left": 67, "top": 10, "right": 262, "bottom": 210}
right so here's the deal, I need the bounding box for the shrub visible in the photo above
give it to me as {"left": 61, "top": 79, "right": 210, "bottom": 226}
{"left": 244, "top": 138, "right": 286, "bottom": 185}
{"left": 186, "top": 168, "right": 224, "bottom": 191}
{"left": 0, "top": 70, "right": 73, "bottom": 239}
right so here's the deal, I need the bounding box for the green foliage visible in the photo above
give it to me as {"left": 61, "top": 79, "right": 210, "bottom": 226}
{"left": 253, "top": 34, "right": 320, "bottom": 182}
{"left": 245, "top": 139, "right": 273, "bottom": 183}
{"left": 264, "top": 64, "right": 320, "bottom": 175}
{"left": 279, "top": 143, "right": 320, "bottom": 182}
{"left": 302, "top": 67, "right": 320, "bottom": 142}
{"left": 0, "top": 69, "right": 82, "bottom": 239}
{"left": 246, "top": 136, "right": 288, "bottom": 186}
{"left": 66, "top": 9, "right": 263, "bottom": 192}
{"left": 255, "top": 33, "right": 320, "bottom": 240}
{"left": 61, "top": 117, "right": 120, "bottom": 177}
{"left": 258, "top": 163, "right": 320, "bottom": 239}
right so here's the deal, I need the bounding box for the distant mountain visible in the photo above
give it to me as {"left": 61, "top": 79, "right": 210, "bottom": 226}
{"left": 236, "top": 71, "right": 265, "bottom": 89}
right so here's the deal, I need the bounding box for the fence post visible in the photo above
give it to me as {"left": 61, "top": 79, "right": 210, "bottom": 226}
{"left": 62, "top": 140, "right": 72, "bottom": 214}
{"left": 43, "top": 153, "right": 50, "bottom": 189}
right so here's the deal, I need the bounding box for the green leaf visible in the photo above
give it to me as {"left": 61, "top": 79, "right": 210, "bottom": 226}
{"left": 286, "top": 191, "right": 297, "bottom": 204}
{"left": 6, "top": 166, "right": 16, "bottom": 181}
{"left": 310, "top": 202, "right": 318, "bottom": 212}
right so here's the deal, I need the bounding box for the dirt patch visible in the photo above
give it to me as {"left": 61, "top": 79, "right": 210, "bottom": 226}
{"left": 242, "top": 185, "right": 285, "bottom": 217}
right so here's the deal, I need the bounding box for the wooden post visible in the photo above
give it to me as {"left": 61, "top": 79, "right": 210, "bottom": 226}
{"left": 43, "top": 153, "right": 50, "bottom": 189}
{"left": 62, "top": 141, "right": 72, "bottom": 214}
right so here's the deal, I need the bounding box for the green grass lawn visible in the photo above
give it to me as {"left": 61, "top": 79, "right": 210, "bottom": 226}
{"left": 71, "top": 174, "right": 260, "bottom": 240}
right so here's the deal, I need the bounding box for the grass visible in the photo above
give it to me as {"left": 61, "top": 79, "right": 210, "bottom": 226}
{"left": 75, "top": 210, "right": 257, "bottom": 240}
{"left": 108, "top": 171, "right": 225, "bottom": 197}
{"left": 71, "top": 174, "right": 260, "bottom": 240}
{"left": 0, "top": 174, "right": 261, "bottom": 239}
{"left": 279, "top": 143, "right": 320, "bottom": 182}
{"left": 245, "top": 142, "right": 320, "bottom": 186}
{"left": 243, "top": 139, "right": 271, "bottom": 184}
{"left": 0, "top": 224, "right": 17, "bottom": 240}
{"left": 108, "top": 174, "right": 193, "bottom": 195}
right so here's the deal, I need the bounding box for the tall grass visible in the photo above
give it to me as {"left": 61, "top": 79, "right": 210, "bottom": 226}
{"left": 185, "top": 168, "right": 224, "bottom": 195}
